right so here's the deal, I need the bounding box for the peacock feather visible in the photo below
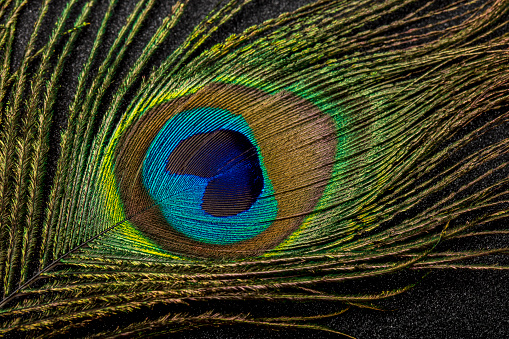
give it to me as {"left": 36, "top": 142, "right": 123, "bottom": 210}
{"left": 0, "top": 0, "right": 508, "bottom": 337}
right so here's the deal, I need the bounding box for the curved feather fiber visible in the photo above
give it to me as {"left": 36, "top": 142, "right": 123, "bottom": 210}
{"left": 0, "top": 0, "right": 508, "bottom": 337}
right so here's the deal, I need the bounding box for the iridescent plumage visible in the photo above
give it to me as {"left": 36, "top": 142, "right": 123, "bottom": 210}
{"left": 0, "top": 0, "right": 508, "bottom": 337}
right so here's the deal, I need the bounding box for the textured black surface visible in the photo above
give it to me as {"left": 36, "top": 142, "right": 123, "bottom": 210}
{"left": 13, "top": 0, "right": 508, "bottom": 338}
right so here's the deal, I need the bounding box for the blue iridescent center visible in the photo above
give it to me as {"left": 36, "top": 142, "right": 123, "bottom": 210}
{"left": 165, "top": 129, "right": 263, "bottom": 217}
{"left": 142, "top": 107, "right": 278, "bottom": 245}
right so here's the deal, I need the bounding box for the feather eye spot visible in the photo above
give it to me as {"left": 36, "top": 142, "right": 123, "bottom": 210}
{"left": 115, "top": 84, "right": 337, "bottom": 258}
